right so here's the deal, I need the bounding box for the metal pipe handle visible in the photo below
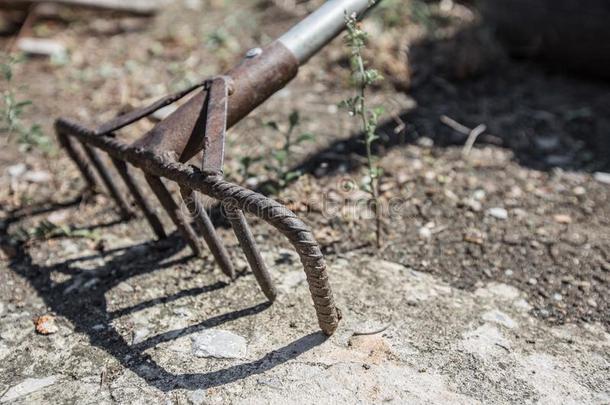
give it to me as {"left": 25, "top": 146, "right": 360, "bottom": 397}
{"left": 279, "top": 0, "right": 377, "bottom": 64}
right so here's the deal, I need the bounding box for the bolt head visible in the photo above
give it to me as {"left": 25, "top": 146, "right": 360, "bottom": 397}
{"left": 245, "top": 47, "right": 263, "bottom": 58}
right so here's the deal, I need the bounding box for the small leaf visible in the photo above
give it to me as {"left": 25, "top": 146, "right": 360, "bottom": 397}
{"left": 265, "top": 121, "right": 279, "bottom": 131}
{"left": 1, "top": 65, "right": 12, "bottom": 81}
{"left": 15, "top": 100, "right": 32, "bottom": 109}
{"left": 289, "top": 110, "right": 300, "bottom": 128}
{"left": 283, "top": 170, "right": 302, "bottom": 183}
{"left": 273, "top": 149, "right": 287, "bottom": 164}
{"left": 296, "top": 133, "right": 315, "bottom": 144}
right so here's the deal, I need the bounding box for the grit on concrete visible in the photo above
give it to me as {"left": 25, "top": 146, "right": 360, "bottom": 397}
{"left": 1, "top": 243, "right": 608, "bottom": 403}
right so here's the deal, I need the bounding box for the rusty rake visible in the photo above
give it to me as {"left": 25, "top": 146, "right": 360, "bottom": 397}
{"left": 54, "top": 0, "right": 378, "bottom": 336}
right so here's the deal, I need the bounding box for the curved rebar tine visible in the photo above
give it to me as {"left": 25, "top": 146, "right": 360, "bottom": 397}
{"left": 112, "top": 158, "right": 166, "bottom": 239}
{"left": 225, "top": 204, "right": 277, "bottom": 302}
{"left": 144, "top": 175, "right": 202, "bottom": 256}
{"left": 55, "top": 118, "right": 341, "bottom": 335}
{"left": 179, "top": 186, "right": 235, "bottom": 279}
{"left": 56, "top": 131, "right": 98, "bottom": 191}
{"left": 79, "top": 142, "right": 132, "bottom": 219}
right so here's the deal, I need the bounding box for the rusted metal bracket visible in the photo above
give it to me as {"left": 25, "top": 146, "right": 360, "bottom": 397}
{"left": 202, "top": 76, "right": 230, "bottom": 174}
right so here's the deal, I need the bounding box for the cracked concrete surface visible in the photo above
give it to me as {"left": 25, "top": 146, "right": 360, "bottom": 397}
{"left": 1, "top": 246, "right": 609, "bottom": 404}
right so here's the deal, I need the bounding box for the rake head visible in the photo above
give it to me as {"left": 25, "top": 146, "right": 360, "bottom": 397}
{"left": 53, "top": 0, "right": 378, "bottom": 336}
{"left": 54, "top": 46, "right": 342, "bottom": 335}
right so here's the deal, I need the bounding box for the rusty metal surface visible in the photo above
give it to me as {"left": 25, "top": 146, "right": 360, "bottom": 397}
{"left": 55, "top": 118, "right": 341, "bottom": 335}
{"left": 131, "top": 41, "right": 298, "bottom": 162}
{"left": 225, "top": 205, "right": 277, "bottom": 302}
{"left": 180, "top": 186, "right": 235, "bottom": 279}
{"left": 224, "top": 41, "right": 299, "bottom": 128}
{"left": 112, "top": 158, "right": 166, "bottom": 239}
{"left": 80, "top": 142, "right": 133, "bottom": 219}
{"left": 97, "top": 81, "right": 208, "bottom": 136}
{"left": 145, "top": 174, "right": 202, "bottom": 256}
{"left": 200, "top": 77, "right": 229, "bottom": 173}
{"left": 56, "top": 132, "right": 98, "bottom": 191}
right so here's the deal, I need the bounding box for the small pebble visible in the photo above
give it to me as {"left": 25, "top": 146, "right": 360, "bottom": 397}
{"left": 1, "top": 376, "right": 58, "bottom": 403}
{"left": 553, "top": 214, "right": 572, "bottom": 224}
{"left": 191, "top": 329, "right": 247, "bottom": 359}
{"left": 472, "top": 189, "right": 486, "bottom": 201}
{"left": 132, "top": 328, "right": 150, "bottom": 344}
{"left": 464, "top": 199, "right": 482, "bottom": 212}
{"left": 417, "top": 137, "right": 434, "bottom": 148}
{"left": 488, "top": 207, "right": 508, "bottom": 220}
{"left": 572, "top": 186, "right": 586, "bottom": 196}
{"left": 528, "top": 278, "right": 538, "bottom": 286}
{"left": 23, "top": 170, "right": 52, "bottom": 183}
{"left": 7, "top": 163, "right": 26, "bottom": 178}
{"left": 593, "top": 172, "right": 610, "bottom": 185}
{"left": 34, "top": 315, "right": 58, "bottom": 335}
{"left": 18, "top": 37, "right": 67, "bottom": 58}
{"left": 418, "top": 227, "right": 432, "bottom": 239}
{"left": 553, "top": 293, "right": 563, "bottom": 301}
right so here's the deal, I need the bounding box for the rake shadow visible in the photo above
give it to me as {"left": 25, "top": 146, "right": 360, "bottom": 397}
{"left": 4, "top": 231, "right": 326, "bottom": 392}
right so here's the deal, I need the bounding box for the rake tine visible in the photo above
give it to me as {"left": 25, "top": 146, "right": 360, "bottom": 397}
{"left": 144, "top": 175, "right": 202, "bottom": 256}
{"left": 79, "top": 142, "right": 133, "bottom": 219}
{"left": 56, "top": 132, "right": 98, "bottom": 191}
{"left": 180, "top": 186, "right": 235, "bottom": 279}
{"left": 111, "top": 158, "right": 166, "bottom": 239}
{"left": 225, "top": 205, "right": 277, "bottom": 302}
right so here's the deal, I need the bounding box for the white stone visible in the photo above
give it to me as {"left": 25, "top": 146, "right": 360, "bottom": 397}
{"left": 16, "top": 41, "right": 67, "bottom": 62}
{"left": 132, "top": 328, "right": 150, "bottom": 345}
{"left": 513, "top": 299, "right": 532, "bottom": 312}
{"left": 187, "top": 389, "right": 207, "bottom": 405}
{"left": 116, "top": 282, "right": 134, "bottom": 293}
{"left": 23, "top": 170, "right": 52, "bottom": 184}
{"left": 472, "top": 189, "right": 486, "bottom": 201}
{"left": 1, "top": 376, "right": 58, "bottom": 402}
{"left": 461, "top": 324, "right": 511, "bottom": 358}
{"left": 474, "top": 282, "right": 521, "bottom": 301}
{"left": 418, "top": 226, "right": 432, "bottom": 239}
{"left": 487, "top": 207, "right": 508, "bottom": 220}
{"left": 7, "top": 163, "right": 26, "bottom": 178}
{"left": 482, "top": 309, "right": 517, "bottom": 329}
{"left": 47, "top": 210, "right": 69, "bottom": 224}
{"left": 593, "top": 172, "right": 610, "bottom": 185}
{"left": 191, "top": 329, "right": 247, "bottom": 359}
